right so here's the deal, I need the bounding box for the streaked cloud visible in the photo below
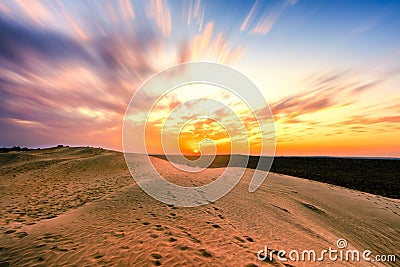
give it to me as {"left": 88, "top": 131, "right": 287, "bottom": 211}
{"left": 271, "top": 72, "right": 380, "bottom": 121}
{"left": 15, "top": 0, "right": 52, "bottom": 27}
{"left": 0, "top": 1, "right": 247, "bottom": 150}
{"left": 240, "top": 0, "right": 296, "bottom": 35}
{"left": 178, "top": 21, "right": 244, "bottom": 64}
{"left": 120, "top": 0, "right": 135, "bottom": 19}
{"left": 240, "top": 0, "right": 259, "bottom": 32}
{"left": 0, "top": 16, "right": 91, "bottom": 67}
{"left": 146, "top": 0, "right": 172, "bottom": 37}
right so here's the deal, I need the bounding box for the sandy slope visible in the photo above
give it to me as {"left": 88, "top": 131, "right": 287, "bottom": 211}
{"left": 0, "top": 148, "right": 399, "bottom": 266}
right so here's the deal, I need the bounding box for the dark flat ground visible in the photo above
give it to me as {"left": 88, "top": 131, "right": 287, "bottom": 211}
{"left": 152, "top": 155, "right": 400, "bottom": 199}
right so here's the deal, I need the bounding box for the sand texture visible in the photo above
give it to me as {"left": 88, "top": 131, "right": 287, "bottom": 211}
{"left": 0, "top": 148, "right": 399, "bottom": 266}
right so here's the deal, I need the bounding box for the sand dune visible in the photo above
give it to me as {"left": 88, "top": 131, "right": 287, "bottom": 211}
{"left": 0, "top": 148, "right": 399, "bottom": 266}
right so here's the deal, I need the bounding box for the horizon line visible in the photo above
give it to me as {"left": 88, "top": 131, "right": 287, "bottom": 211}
{"left": 1, "top": 145, "right": 399, "bottom": 160}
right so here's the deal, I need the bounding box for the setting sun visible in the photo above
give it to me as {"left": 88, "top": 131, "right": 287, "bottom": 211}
{"left": 140, "top": 82, "right": 272, "bottom": 156}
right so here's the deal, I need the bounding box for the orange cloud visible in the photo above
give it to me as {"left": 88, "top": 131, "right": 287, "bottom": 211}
{"left": 271, "top": 73, "right": 380, "bottom": 121}
{"left": 141, "top": 87, "right": 269, "bottom": 156}
{"left": 271, "top": 72, "right": 399, "bottom": 156}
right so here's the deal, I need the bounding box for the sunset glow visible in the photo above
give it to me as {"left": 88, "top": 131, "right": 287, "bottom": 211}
{"left": 139, "top": 82, "right": 267, "bottom": 156}
{"left": 0, "top": 0, "right": 399, "bottom": 157}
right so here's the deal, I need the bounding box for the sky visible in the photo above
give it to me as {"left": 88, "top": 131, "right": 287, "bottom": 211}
{"left": 0, "top": 0, "right": 399, "bottom": 157}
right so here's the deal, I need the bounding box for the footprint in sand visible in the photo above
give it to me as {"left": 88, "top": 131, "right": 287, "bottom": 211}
{"left": 111, "top": 231, "right": 125, "bottom": 237}
{"left": 17, "top": 232, "right": 28, "bottom": 238}
{"left": 35, "top": 243, "right": 46, "bottom": 248}
{"left": 151, "top": 253, "right": 162, "bottom": 259}
{"left": 155, "top": 225, "right": 164, "bottom": 231}
{"left": 177, "top": 245, "right": 189, "bottom": 251}
{"left": 233, "top": 236, "right": 245, "bottom": 243}
{"left": 198, "top": 249, "right": 212, "bottom": 258}
{"left": 165, "top": 231, "right": 173, "bottom": 236}
{"left": 93, "top": 250, "right": 105, "bottom": 259}
{"left": 244, "top": 236, "right": 254, "bottom": 242}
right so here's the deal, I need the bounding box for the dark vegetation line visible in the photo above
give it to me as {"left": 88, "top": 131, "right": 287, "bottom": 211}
{"left": 269, "top": 157, "right": 399, "bottom": 199}
{"left": 0, "top": 146, "right": 36, "bottom": 152}
{"left": 0, "top": 145, "right": 66, "bottom": 152}
{"left": 152, "top": 155, "right": 400, "bottom": 199}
